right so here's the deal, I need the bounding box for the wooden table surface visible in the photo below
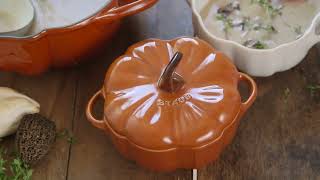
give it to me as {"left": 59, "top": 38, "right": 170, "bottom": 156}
{"left": 1, "top": 0, "right": 320, "bottom": 179}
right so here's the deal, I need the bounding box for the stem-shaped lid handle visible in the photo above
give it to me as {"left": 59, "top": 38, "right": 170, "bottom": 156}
{"left": 158, "top": 52, "right": 185, "bottom": 93}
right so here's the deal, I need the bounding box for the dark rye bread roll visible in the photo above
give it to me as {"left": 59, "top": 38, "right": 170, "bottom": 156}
{"left": 15, "top": 114, "right": 56, "bottom": 165}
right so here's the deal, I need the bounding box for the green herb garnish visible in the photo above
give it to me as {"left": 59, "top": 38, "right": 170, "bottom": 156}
{"left": 216, "top": 14, "right": 234, "bottom": 39}
{"left": 67, "top": 137, "right": 77, "bottom": 145}
{"left": 0, "top": 150, "right": 7, "bottom": 180}
{"left": 294, "top": 25, "right": 302, "bottom": 35}
{"left": 253, "top": 41, "right": 267, "bottom": 49}
{"left": 253, "top": 23, "right": 277, "bottom": 33}
{"left": 307, "top": 85, "right": 320, "bottom": 96}
{"left": 10, "top": 158, "right": 33, "bottom": 180}
{"left": 251, "top": 0, "right": 283, "bottom": 18}
{"left": 262, "top": 24, "right": 277, "bottom": 33}
{"left": 57, "top": 129, "right": 69, "bottom": 138}
{"left": 0, "top": 149, "right": 33, "bottom": 180}
{"left": 293, "top": 25, "right": 304, "bottom": 39}
{"left": 243, "top": 39, "right": 267, "bottom": 49}
{"left": 216, "top": 14, "right": 233, "bottom": 29}
{"left": 57, "top": 129, "right": 77, "bottom": 145}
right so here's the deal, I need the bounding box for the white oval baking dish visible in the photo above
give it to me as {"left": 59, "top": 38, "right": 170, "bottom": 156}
{"left": 188, "top": 0, "right": 320, "bottom": 77}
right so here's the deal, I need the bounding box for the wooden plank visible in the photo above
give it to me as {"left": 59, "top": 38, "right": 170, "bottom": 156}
{"left": 67, "top": 0, "right": 193, "bottom": 179}
{"left": 198, "top": 47, "right": 320, "bottom": 180}
{"left": 0, "top": 72, "right": 15, "bottom": 86}
{"left": 0, "top": 70, "right": 76, "bottom": 180}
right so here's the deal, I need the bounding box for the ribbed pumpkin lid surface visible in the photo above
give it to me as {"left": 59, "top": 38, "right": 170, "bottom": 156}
{"left": 103, "top": 37, "right": 245, "bottom": 150}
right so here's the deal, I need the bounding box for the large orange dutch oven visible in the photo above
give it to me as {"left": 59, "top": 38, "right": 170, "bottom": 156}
{"left": 86, "top": 37, "right": 257, "bottom": 171}
{"left": 0, "top": 0, "right": 158, "bottom": 75}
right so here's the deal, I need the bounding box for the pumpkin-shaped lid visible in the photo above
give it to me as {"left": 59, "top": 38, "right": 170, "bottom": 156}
{"left": 101, "top": 37, "right": 254, "bottom": 150}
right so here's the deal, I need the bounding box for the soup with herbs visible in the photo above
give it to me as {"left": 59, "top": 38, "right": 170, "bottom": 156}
{"left": 200, "top": 0, "right": 319, "bottom": 49}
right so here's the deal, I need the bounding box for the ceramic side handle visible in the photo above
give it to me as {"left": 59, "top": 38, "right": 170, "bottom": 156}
{"left": 239, "top": 73, "right": 257, "bottom": 116}
{"left": 94, "top": 0, "right": 158, "bottom": 24}
{"left": 86, "top": 89, "right": 107, "bottom": 130}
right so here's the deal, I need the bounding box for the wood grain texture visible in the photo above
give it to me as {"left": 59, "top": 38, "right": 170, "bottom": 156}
{"left": 198, "top": 47, "right": 320, "bottom": 180}
{"left": 1, "top": 70, "right": 77, "bottom": 180}
{"left": 0, "top": 0, "right": 319, "bottom": 179}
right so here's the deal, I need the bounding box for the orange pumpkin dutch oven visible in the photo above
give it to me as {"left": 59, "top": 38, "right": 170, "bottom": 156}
{"left": 86, "top": 37, "right": 257, "bottom": 171}
{"left": 0, "top": 0, "right": 158, "bottom": 75}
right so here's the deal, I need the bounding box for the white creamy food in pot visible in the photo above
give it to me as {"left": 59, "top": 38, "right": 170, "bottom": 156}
{"left": 200, "top": 0, "right": 319, "bottom": 49}
{"left": 29, "top": 0, "right": 111, "bottom": 35}
{"left": 0, "top": 12, "right": 16, "bottom": 33}
{"left": 0, "top": 0, "right": 34, "bottom": 34}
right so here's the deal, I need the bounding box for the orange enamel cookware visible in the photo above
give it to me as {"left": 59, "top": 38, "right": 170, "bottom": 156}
{"left": 0, "top": 0, "right": 158, "bottom": 75}
{"left": 86, "top": 37, "right": 257, "bottom": 171}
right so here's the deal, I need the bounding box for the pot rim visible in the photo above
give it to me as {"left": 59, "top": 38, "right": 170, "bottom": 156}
{"left": 189, "top": 0, "right": 320, "bottom": 52}
{"left": 0, "top": 0, "right": 115, "bottom": 40}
